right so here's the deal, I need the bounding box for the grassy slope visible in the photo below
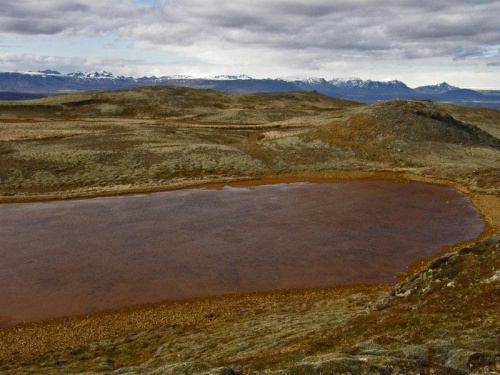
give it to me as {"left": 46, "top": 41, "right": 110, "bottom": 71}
{"left": 0, "top": 87, "right": 499, "bottom": 374}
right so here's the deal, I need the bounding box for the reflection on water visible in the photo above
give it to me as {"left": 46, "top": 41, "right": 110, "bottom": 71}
{"left": 0, "top": 181, "right": 484, "bottom": 325}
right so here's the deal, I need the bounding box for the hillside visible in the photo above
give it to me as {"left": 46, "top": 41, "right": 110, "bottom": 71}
{"left": 0, "top": 86, "right": 498, "bottom": 200}
{"left": 0, "top": 87, "right": 499, "bottom": 374}
{"left": 0, "top": 87, "right": 358, "bottom": 122}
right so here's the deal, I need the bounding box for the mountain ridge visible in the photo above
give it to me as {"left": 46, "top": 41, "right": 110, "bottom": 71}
{"left": 1, "top": 70, "right": 499, "bottom": 108}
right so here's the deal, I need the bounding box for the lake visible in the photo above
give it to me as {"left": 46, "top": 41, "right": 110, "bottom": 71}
{"left": 0, "top": 180, "right": 484, "bottom": 325}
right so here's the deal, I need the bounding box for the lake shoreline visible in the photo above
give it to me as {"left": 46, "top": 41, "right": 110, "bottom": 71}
{"left": 1, "top": 178, "right": 484, "bottom": 324}
{"left": 1, "top": 171, "right": 498, "bottom": 364}
{"left": 0, "top": 169, "right": 493, "bottom": 204}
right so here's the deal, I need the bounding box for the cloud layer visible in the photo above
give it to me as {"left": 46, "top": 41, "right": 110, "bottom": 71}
{"left": 0, "top": 0, "right": 499, "bottom": 87}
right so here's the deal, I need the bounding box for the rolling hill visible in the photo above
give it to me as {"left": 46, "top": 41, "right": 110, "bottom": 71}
{"left": 0, "top": 86, "right": 499, "bottom": 374}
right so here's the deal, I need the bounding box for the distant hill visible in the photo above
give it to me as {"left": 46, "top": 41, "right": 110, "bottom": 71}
{"left": 0, "top": 92, "right": 49, "bottom": 100}
{"left": 1, "top": 70, "right": 499, "bottom": 108}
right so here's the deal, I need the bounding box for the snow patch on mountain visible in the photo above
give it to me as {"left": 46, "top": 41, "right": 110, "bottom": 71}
{"left": 329, "top": 77, "right": 365, "bottom": 88}
{"left": 211, "top": 74, "right": 253, "bottom": 80}
{"left": 278, "top": 76, "right": 328, "bottom": 84}
{"left": 157, "top": 74, "right": 253, "bottom": 81}
{"left": 67, "top": 71, "right": 115, "bottom": 79}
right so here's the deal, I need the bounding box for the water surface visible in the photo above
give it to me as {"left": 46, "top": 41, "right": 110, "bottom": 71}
{"left": 0, "top": 181, "right": 484, "bottom": 325}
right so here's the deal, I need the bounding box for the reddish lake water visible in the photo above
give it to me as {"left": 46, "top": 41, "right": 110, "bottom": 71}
{"left": 0, "top": 181, "right": 484, "bottom": 325}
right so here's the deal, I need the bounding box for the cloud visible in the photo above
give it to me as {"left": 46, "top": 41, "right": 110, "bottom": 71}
{"left": 117, "top": 0, "right": 500, "bottom": 61}
{"left": 0, "top": 0, "right": 499, "bottom": 87}
{"left": 1, "top": 1, "right": 498, "bottom": 58}
{"left": 0, "top": 0, "right": 144, "bottom": 35}
{"left": 0, "top": 52, "right": 148, "bottom": 75}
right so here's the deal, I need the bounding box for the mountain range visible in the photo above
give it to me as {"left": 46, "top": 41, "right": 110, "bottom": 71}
{"left": 1, "top": 70, "right": 499, "bottom": 108}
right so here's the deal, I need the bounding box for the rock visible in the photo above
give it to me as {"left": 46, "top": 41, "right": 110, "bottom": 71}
{"left": 395, "top": 289, "right": 412, "bottom": 298}
{"left": 483, "top": 270, "right": 500, "bottom": 284}
{"left": 466, "top": 352, "right": 500, "bottom": 373}
{"left": 429, "top": 253, "right": 457, "bottom": 270}
{"left": 220, "top": 367, "right": 243, "bottom": 375}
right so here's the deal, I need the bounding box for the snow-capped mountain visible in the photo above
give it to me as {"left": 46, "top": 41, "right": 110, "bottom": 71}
{"left": 330, "top": 78, "right": 410, "bottom": 91}
{"left": 329, "top": 77, "right": 365, "bottom": 88}
{"left": 211, "top": 74, "right": 253, "bottom": 80}
{"left": 156, "top": 74, "right": 198, "bottom": 80}
{"left": 156, "top": 74, "right": 253, "bottom": 81}
{"left": 1, "top": 70, "right": 498, "bottom": 108}
{"left": 67, "top": 71, "right": 115, "bottom": 79}
{"left": 414, "top": 82, "right": 459, "bottom": 94}
{"left": 278, "top": 76, "right": 328, "bottom": 85}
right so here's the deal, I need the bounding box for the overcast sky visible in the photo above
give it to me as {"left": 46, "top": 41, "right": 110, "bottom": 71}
{"left": 0, "top": 0, "right": 499, "bottom": 88}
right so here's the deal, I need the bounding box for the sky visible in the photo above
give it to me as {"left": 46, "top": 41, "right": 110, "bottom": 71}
{"left": 0, "top": 0, "right": 499, "bottom": 89}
